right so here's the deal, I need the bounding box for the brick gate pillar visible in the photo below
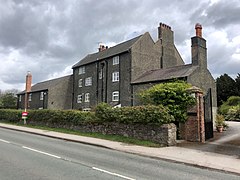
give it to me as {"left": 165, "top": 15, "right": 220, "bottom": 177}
{"left": 179, "top": 86, "right": 205, "bottom": 142}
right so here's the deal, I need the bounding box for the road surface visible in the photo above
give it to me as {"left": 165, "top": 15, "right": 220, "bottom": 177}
{"left": 0, "top": 128, "right": 239, "bottom": 180}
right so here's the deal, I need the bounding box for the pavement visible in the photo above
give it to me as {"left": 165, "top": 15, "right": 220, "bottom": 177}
{"left": 0, "top": 122, "right": 239, "bottom": 175}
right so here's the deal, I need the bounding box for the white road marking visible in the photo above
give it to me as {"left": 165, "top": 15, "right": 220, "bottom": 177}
{"left": 0, "top": 139, "right": 10, "bottom": 143}
{"left": 1, "top": 138, "right": 135, "bottom": 179}
{"left": 92, "top": 167, "right": 136, "bottom": 180}
{"left": 22, "top": 146, "right": 61, "bottom": 159}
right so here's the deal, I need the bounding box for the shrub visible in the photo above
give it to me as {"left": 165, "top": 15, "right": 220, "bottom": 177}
{"left": 219, "top": 96, "right": 240, "bottom": 114}
{"left": 95, "top": 103, "right": 174, "bottom": 125}
{"left": 225, "top": 105, "right": 240, "bottom": 121}
{"left": 0, "top": 109, "right": 95, "bottom": 127}
{"left": 0, "top": 109, "right": 22, "bottom": 122}
{"left": 1, "top": 104, "right": 174, "bottom": 127}
{"left": 138, "top": 81, "right": 196, "bottom": 122}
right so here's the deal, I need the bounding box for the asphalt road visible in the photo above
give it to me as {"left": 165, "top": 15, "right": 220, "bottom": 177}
{"left": 0, "top": 128, "right": 239, "bottom": 180}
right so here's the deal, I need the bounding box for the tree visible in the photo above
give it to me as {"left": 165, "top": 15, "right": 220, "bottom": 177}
{"left": 0, "top": 93, "right": 17, "bottom": 109}
{"left": 216, "top": 74, "right": 237, "bottom": 106}
{"left": 139, "top": 81, "right": 196, "bottom": 122}
{"left": 235, "top": 73, "right": 240, "bottom": 96}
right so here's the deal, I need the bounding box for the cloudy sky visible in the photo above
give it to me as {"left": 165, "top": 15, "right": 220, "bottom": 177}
{"left": 0, "top": 0, "right": 239, "bottom": 91}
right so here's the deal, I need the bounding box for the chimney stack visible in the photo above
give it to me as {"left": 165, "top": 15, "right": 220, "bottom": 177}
{"left": 191, "top": 23, "right": 207, "bottom": 69}
{"left": 158, "top": 22, "right": 174, "bottom": 44}
{"left": 195, "top": 23, "right": 202, "bottom": 38}
{"left": 24, "top": 71, "right": 32, "bottom": 111}
{"left": 98, "top": 45, "right": 107, "bottom": 52}
{"left": 25, "top": 71, "right": 32, "bottom": 93}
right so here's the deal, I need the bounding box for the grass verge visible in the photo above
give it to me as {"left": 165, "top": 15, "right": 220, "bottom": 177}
{"left": 0, "top": 122, "right": 164, "bottom": 148}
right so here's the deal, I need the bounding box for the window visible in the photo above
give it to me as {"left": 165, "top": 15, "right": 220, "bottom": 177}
{"left": 28, "top": 93, "right": 32, "bottom": 101}
{"left": 40, "top": 92, "right": 44, "bottom": 100}
{"left": 19, "top": 95, "right": 22, "bottom": 102}
{"left": 85, "top": 93, "right": 90, "bottom": 102}
{"left": 78, "top": 79, "right": 83, "bottom": 87}
{"left": 79, "top": 66, "right": 85, "bottom": 74}
{"left": 113, "top": 56, "right": 119, "bottom": 65}
{"left": 77, "top": 94, "right": 83, "bottom": 103}
{"left": 99, "top": 69, "right": 103, "bottom": 79}
{"left": 85, "top": 77, "right": 92, "bottom": 86}
{"left": 112, "top": 91, "right": 119, "bottom": 101}
{"left": 112, "top": 72, "right": 119, "bottom": 82}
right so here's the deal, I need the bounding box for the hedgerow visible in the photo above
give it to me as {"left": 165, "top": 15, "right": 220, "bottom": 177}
{"left": 95, "top": 103, "right": 174, "bottom": 125}
{"left": 0, "top": 104, "right": 174, "bottom": 126}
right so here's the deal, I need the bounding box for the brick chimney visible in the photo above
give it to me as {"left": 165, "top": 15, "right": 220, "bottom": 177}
{"left": 191, "top": 23, "right": 207, "bottom": 69}
{"left": 98, "top": 45, "right": 107, "bottom": 52}
{"left": 24, "top": 71, "right": 32, "bottom": 111}
{"left": 25, "top": 71, "right": 32, "bottom": 93}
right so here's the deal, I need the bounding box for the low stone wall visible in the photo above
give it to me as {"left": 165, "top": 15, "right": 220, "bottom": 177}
{"left": 74, "top": 123, "right": 177, "bottom": 146}
{"left": 29, "top": 121, "right": 177, "bottom": 146}
{"left": 73, "top": 123, "right": 176, "bottom": 146}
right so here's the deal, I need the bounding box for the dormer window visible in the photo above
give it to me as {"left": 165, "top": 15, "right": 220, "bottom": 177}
{"left": 79, "top": 66, "right": 85, "bottom": 74}
{"left": 113, "top": 56, "right": 119, "bottom": 65}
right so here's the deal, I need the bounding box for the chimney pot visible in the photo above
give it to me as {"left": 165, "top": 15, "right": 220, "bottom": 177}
{"left": 98, "top": 44, "right": 106, "bottom": 52}
{"left": 195, "top": 23, "right": 202, "bottom": 37}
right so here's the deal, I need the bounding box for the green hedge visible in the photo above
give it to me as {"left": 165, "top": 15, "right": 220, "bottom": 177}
{"left": 0, "top": 109, "right": 22, "bottom": 123}
{"left": 0, "top": 109, "right": 94, "bottom": 127}
{"left": 0, "top": 104, "right": 174, "bottom": 126}
{"left": 95, "top": 103, "right": 174, "bottom": 125}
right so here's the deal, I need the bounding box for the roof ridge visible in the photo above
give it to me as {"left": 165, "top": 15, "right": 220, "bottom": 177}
{"left": 72, "top": 34, "right": 143, "bottom": 68}
{"left": 34, "top": 74, "right": 72, "bottom": 85}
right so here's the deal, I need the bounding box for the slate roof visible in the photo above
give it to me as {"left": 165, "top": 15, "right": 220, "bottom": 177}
{"left": 18, "top": 75, "right": 73, "bottom": 94}
{"left": 72, "top": 35, "right": 142, "bottom": 68}
{"left": 132, "top": 64, "right": 198, "bottom": 84}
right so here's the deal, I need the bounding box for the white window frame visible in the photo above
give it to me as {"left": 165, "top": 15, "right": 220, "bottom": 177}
{"left": 79, "top": 66, "right": 85, "bottom": 74}
{"left": 28, "top": 93, "right": 32, "bottom": 101}
{"left": 19, "top": 95, "right": 22, "bottom": 102}
{"left": 77, "top": 94, "right": 83, "bottom": 103}
{"left": 78, "top": 79, "right": 83, "bottom": 87}
{"left": 112, "top": 72, "right": 119, "bottom": 82}
{"left": 40, "top": 92, "right": 44, "bottom": 100}
{"left": 85, "top": 93, "right": 90, "bottom": 102}
{"left": 113, "top": 56, "right": 119, "bottom": 65}
{"left": 85, "top": 77, "right": 92, "bottom": 86}
{"left": 99, "top": 69, "right": 103, "bottom": 79}
{"left": 112, "top": 91, "right": 119, "bottom": 102}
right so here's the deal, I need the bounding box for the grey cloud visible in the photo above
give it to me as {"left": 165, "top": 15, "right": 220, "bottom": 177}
{"left": 0, "top": 0, "right": 239, "bottom": 90}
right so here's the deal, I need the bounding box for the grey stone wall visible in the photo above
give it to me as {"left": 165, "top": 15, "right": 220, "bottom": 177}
{"left": 48, "top": 75, "right": 73, "bottom": 110}
{"left": 29, "top": 120, "right": 177, "bottom": 146}
{"left": 73, "top": 52, "right": 132, "bottom": 109}
{"left": 131, "top": 32, "right": 161, "bottom": 81}
{"left": 75, "top": 123, "right": 176, "bottom": 146}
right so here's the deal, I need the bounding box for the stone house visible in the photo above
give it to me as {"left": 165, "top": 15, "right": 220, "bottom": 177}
{"left": 17, "top": 23, "right": 216, "bottom": 119}
{"left": 17, "top": 75, "right": 73, "bottom": 110}
{"left": 72, "top": 23, "right": 216, "bottom": 117}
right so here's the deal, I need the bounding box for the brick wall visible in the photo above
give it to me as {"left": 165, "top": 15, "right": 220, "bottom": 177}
{"left": 179, "top": 87, "right": 205, "bottom": 142}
